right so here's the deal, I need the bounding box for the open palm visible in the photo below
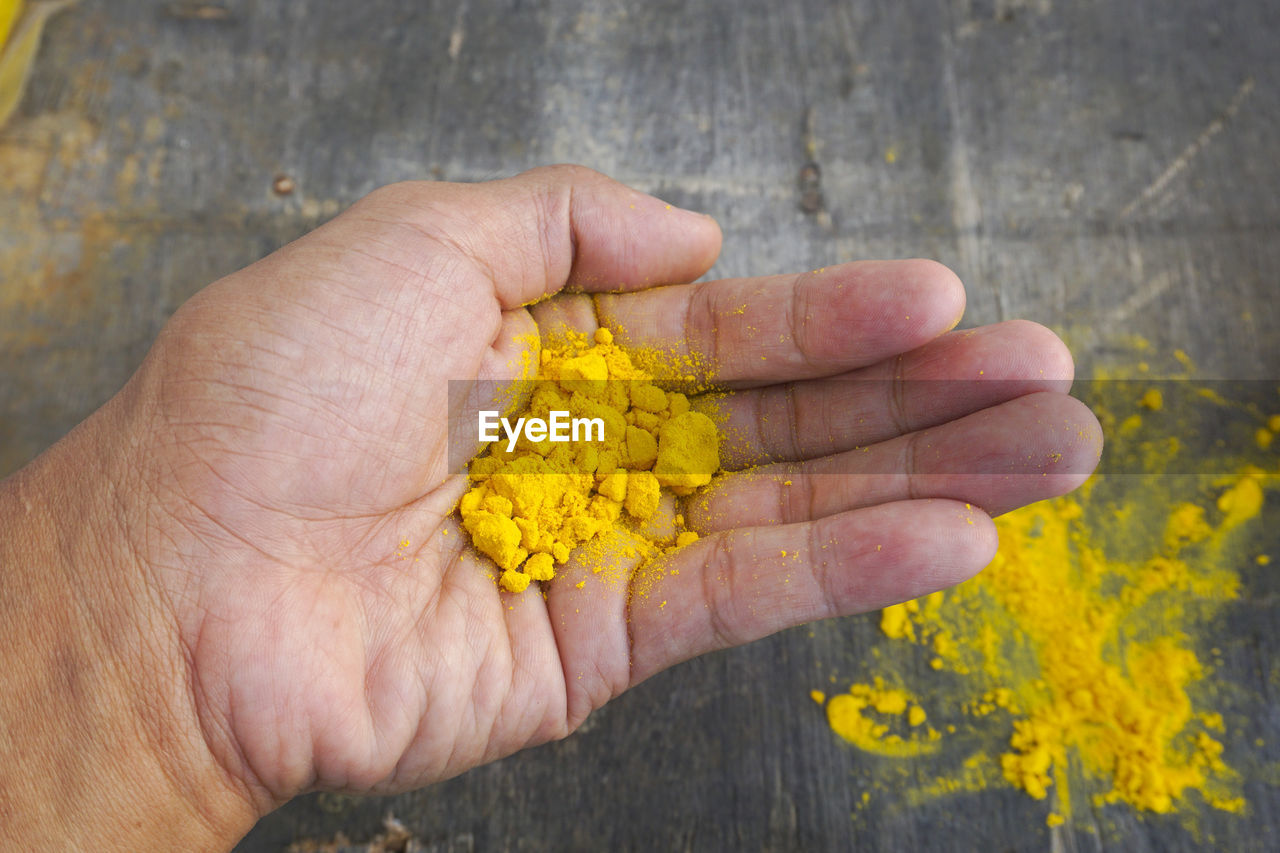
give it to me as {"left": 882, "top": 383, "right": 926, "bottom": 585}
{"left": 119, "top": 166, "right": 1100, "bottom": 812}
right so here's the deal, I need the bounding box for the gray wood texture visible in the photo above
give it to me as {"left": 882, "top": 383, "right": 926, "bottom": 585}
{"left": 2, "top": 0, "right": 1277, "bottom": 849}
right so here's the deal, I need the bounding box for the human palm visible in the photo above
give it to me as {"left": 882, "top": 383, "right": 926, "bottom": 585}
{"left": 117, "top": 166, "right": 1100, "bottom": 811}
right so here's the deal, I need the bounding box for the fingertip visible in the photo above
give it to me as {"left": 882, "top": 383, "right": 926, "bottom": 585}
{"left": 518, "top": 165, "right": 723, "bottom": 293}
{"left": 964, "top": 503, "right": 1001, "bottom": 575}
{"left": 637, "top": 201, "right": 722, "bottom": 286}
{"left": 822, "top": 259, "right": 968, "bottom": 359}
{"left": 1021, "top": 390, "right": 1104, "bottom": 486}
{"left": 905, "top": 258, "right": 967, "bottom": 334}
{"left": 685, "top": 210, "right": 724, "bottom": 276}
{"left": 913, "top": 499, "right": 998, "bottom": 590}
{"left": 622, "top": 193, "right": 723, "bottom": 287}
{"left": 911, "top": 319, "right": 1076, "bottom": 397}
{"left": 974, "top": 391, "right": 1102, "bottom": 514}
{"left": 1001, "top": 319, "right": 1076, "bottom": 385}
{"left": 1049, "top": 392, "right": 1104, "bottom": 492}
{"left": 817, "top": 500, "right": 996, "bottom": 611}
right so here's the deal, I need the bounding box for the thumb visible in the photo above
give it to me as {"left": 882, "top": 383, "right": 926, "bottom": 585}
{"left": 343, "top": 164, "right": 724, "bottom": 308}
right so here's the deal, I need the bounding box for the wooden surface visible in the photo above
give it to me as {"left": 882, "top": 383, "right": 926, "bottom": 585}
{"left": 2, "top": 0, "right": 1277, "bottom": 849}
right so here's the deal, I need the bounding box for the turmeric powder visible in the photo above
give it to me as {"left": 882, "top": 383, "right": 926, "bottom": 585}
{"left": 815, "top": 348, "right": 1273, "bottom": 827}
{"left": 825, "top": 678, "right": 940, "bottom": 758}
{"left": 459, "top": 328, "right": 720, "bottom": 592}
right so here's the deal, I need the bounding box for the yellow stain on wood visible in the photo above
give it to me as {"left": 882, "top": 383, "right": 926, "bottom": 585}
{"left": 0, "top": 1, "right": 23, "bottom": 49}
{"left": 0, "top": 0, "right": 77, "bottom": 129}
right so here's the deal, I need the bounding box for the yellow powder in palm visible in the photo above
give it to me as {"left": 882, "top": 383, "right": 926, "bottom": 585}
{"left": 459, "top": 328, "right": 720, "bottom": 592}
{"left": 814, "top": 348, "right": 1273, "bottom": 826}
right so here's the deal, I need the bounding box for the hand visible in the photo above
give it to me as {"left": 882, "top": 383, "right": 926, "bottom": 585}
{"left": 0, "top": 166, "right": 1101, "bottom": 848}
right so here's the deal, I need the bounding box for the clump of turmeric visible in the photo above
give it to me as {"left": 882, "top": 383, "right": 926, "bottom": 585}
{"left": 459, "top": 328, "right": 720, "bottom": 592}
{"left": 824, "top": 678, "right": 939, "bottom": 758}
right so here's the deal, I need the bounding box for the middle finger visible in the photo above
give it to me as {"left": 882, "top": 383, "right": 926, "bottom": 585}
{"left": 705, "top": 319, "right": 1074, "bottom": 470}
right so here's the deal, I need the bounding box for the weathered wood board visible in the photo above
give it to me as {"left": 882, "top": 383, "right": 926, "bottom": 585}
{"left": 2, "top": 0, "right": 1276, "bottom": 849}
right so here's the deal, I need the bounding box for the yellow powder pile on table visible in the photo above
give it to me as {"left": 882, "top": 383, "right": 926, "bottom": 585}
{"left": 815, "top": 353, "right": 1276, "bottom": 828}
{"left": 459, "top": 327, "right": 719, "bottom": 593}
{"left": 820, "top": 677, "right": 939, "bottom": 758}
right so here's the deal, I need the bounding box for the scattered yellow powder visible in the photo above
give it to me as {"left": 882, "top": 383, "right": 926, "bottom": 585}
{"left": 883, "top": 474, "right": 1252, "bottom": 815}
{"left": 815, "top": 353, "right": 1273, "bottom": 825}
{"left": 459, "top": 328, "right": 720, "bottom": 592}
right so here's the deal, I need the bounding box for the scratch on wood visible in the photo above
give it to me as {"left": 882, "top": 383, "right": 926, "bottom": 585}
{"left": 941, "top": 34, "right": 988, "bottom": 314}
{"left": 1118, "top": 76, "right": 1255, "bottom": 220}
{"left": 1098, "top": 271, "right": 1174, "bottom": 335}
{"left": 165, "top": 3, "right": 231, "bottom": 21}
{"left": 447, "top": 1, "right": 467, "bottom": 61}
{"left": 801, "top": 106, "right": 817, "bottom": 162}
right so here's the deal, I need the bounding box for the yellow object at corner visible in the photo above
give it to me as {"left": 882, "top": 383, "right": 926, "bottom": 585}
{"left": 0, "top": 1, "right": 24, "bottom": 49}
{"left": 0, "top": 1, "right": 77, "bottom": 130}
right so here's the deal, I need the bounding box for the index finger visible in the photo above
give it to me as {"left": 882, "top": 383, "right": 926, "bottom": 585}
{"left": 594, "top": 260, "right": 966, "bottom": 386}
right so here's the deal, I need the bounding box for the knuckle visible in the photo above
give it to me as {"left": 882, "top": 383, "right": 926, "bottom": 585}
{"left": 523, "top": 163, "right": 603, "bottom": 188}
{"left": 360, "top": 180, "right": 431, "bottom": 209}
